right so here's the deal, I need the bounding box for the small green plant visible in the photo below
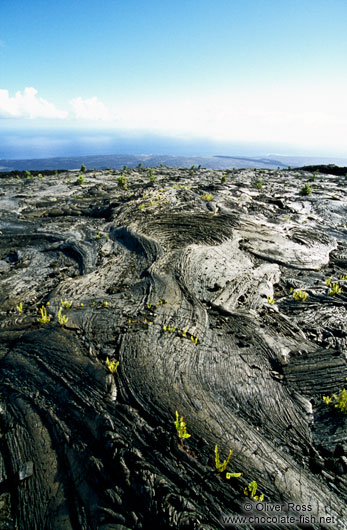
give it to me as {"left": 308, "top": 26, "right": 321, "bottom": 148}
{"left": 37, "top": 306, "right": 51, "bottom": 324}
{"left": 57, "top": 307, "right": 68, "bottom": 326}
{"left": 137, "top": 162, "right": 143, "bottom": 169}
{"left": 163, "top": 324, "right": 176, "bottom": 333}
{"left": 215, "top": 445, "right": 242, "bottom": 478}
{"left": 191, "top": 335, "right": 199, "bottom": 345}
{"left": 292, "top": 290, "right": 308, "bottom": 302}
{"left": 174, "top": 411, "right": 191, "bottom": 440}
{"left": 156, "top": 299, "right": 167, "bottom": 306}
{"left": 16, "top": 302, "right": 23, "bottom": 314}
{"left": 328, "top": 282, "right": 342, "bottom": 295}
{"left": 300, "top": 183, "right": 312, "bottom": 196}
{"left": 325, "top": 276, "right": 333, "bottom": 287}
{"left": 138, "top": 203, "right": 145, "bottom": 211}
{"left": 122, "top": 165, "right": 127, "bottom": 172}
{"left": 201, "top": 193, "right": 213, "bottom": 202}
{"left": 148, "top": 168, "right": 156, "bottom": 184}
{"left": 340, "top": 274, "right": 347, "bottom": 281}
{"left": 221, "top": 173, "right": 227, "bottom": 183}
{"left": 106, "top": 357, "right": 119, "bottom": 374}
{"left": 60, "top": 298, "right": 72, "bottom": 309}
{"left": 323, "top": 380, "right": 347, "bottom": 414}
{"left": 80, "top": 164, "right": 86, "bottom": 173}
{"left": 76, "top": 174, "right": 85, "bottom": 185}
{"left": 322, "top": 395, "right": 332, "bottom": 405}
{"left": 255, "top": 178, "right": 263, "bottom": 189}
{"left": 25, "top": 170, "right": 32, "bottom": 178}
{"left": 117, "top": 175, "right": 128, "bottom": 190}
{"left": 244, "top": 480, "right": 264, "bottom": 501}
{"left": 37, "top": 173, "right": 44, "bottom": 178}
{"left": 267, "top": 297, "right": 275, "bottom": 304}
{"left": 215, "top": 445, "right": 232, "bottom": 472}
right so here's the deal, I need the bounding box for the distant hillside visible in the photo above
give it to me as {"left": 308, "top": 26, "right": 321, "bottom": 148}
{"left": 1, "top": 153, "right": 347, "bottom": 172}
{"left": 297, "top": 164, "right": 347, "bottom": 176}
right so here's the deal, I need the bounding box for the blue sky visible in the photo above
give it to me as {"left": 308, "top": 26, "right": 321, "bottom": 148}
{"left": 1, "top": 0, "right": 347, "bottom": 157}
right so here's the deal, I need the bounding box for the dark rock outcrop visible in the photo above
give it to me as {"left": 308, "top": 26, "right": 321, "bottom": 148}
{"left": 0, "top": 167, "right": 346, "bottom": 529}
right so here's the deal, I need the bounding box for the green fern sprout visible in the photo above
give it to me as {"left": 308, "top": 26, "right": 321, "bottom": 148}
{"left": 244, "top": 480, "right": 264, "bottom": 501}
{"left": 76, "top": 174, "right": 85, "bottom": 185}
{"left": 255, "top": 178, "right": 263, "bottom": 189}
{"left": 201, "top": 193, "right": 213, "bottom": 202}
{"left": 57, "top": 307, "right": 68, "bottom": 326}
{"left": 174, "top": 411, "right": 191, "bottom": 440}
{"left": 163, "top": 324, "right": 176, "bottom": 333}
{"left": 156, "top": 299, "right": 167, "bottom": 306}
{"left": 322, "top": 395, "right": 332, "bottom": 405}
{"left": 292, "top": 290, "right": 308, "bottom": 302}
{"left": 323, "top": 380, "right": 347, "bottom": 414}
{"left": 215, "top": 445, "right": 232, "bottom": 472}
{"left": 148, "top": 168, "right": 156, "bottom": 184}
{"left": 60, "top": 298, "right": 72, "bottom": 309}
{"left": 328, "top": 282, "right": 342, "bottom": 296}
{"left": 325, "top": 276, "right": 333, "bottom": 287}
{"left": 117, "top": 175, "right": 128, "bottom": 190}
{"left": 215, "top": 445, "right": 242, "bottom": 478}
{"left": 37, "top": 306, "right": 51, "bottom": 324}
{"left": 106, "top": 357, "right": 119, "bottom": 374}
{"left": 300, "top": 183, "right": 312, "bottom": 196}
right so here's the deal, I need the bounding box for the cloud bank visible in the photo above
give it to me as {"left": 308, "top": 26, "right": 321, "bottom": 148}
{"left": 0, "top": 88, "right": 113, "bottom": 122}
{"left": 0, "top": 87, "right": 68, "bottom": 119}
{"left": 69, "top": 96, "right": 113, "bottom": 121}
{"left": 1, "top": 84, "right": 346, "bottom": 154}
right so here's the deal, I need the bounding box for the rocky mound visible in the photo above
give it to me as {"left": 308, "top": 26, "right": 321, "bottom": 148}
{"left": 0, "top": 166, "right": 346, "bottom": 529}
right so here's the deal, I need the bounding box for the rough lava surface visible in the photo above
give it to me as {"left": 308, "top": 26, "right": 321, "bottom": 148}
{"left": 0, "top": 166, "right": 346, "bottom": 529}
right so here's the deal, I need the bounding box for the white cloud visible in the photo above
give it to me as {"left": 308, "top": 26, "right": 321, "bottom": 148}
{"left": 0, "top": 87, "right": 68, "bottom": 119}
{"left": 69, "top": 96, "right": 113, "bottom": 121}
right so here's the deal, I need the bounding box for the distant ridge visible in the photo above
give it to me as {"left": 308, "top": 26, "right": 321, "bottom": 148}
{"left": 1, "top": 153, "right": 347, "bottom": 172}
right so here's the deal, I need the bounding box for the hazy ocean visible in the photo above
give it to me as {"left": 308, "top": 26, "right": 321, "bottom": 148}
{"left": 0, "top": 129, "right": 297, "bottom": 160}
